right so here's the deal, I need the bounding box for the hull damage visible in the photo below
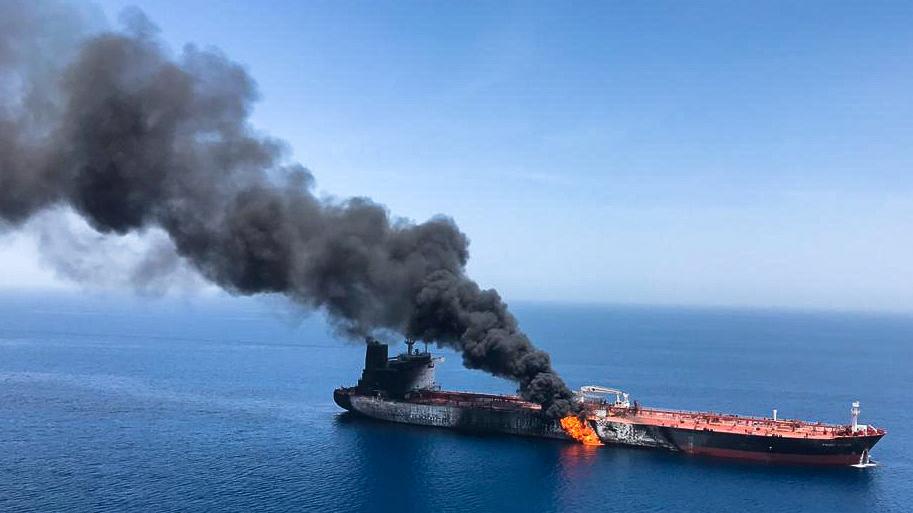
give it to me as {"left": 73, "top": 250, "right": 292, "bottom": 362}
{"left": 335, "top": 388, "right": 568, "bottom": 440}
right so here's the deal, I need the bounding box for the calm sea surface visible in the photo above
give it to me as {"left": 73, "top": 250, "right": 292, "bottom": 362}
{"left": 0, "top": 292, "right": 910, "bottom": 512}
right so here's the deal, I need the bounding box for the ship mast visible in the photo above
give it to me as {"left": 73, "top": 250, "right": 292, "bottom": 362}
{"left": 851, "top": 401, "right": 861, "bottom": 432}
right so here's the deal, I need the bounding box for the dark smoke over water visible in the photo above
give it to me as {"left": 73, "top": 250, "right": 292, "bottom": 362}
{"left": 0, "top": 2, "right": 576, "bottom": 417}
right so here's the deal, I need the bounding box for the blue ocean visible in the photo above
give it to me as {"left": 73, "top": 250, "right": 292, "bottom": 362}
{"left": 0, "top": 292, "right": 910, "bottom": 512}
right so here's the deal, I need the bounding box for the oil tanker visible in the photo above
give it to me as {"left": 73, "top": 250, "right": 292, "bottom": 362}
{"left": 334, "top": 339, "right": 885, "bottom": 466}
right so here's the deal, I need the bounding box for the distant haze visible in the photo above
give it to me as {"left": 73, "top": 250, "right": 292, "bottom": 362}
{"left": 2, "top": 0, "right": 912, "bottom": 313}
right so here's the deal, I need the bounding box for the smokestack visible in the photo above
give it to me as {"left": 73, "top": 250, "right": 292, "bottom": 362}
{"left": 364, "top": 337, "right": 388, "bottom": 370}
{"left": 0, "top": 3, "right": 576, "bottom": 417}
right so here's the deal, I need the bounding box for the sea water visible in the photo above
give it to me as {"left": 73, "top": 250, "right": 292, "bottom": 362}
{"left": 1, "top": 292, "right": 910, "bottom": 512}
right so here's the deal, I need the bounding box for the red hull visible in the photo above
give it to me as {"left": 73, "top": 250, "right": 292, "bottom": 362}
{"left": 687, "top": 446, "right": 869, "bottom": 465}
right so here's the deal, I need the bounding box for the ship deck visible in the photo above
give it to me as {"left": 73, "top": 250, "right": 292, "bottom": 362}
{"left": 596, "top": 405, "right": 884, "bottom": 440}
{"left": 402, "top": 390, "right": 544, "bottom": 413}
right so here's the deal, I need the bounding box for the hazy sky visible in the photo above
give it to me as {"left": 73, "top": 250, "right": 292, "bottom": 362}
{"left": 2, "top": 1, "right": 912, "bottom": 312}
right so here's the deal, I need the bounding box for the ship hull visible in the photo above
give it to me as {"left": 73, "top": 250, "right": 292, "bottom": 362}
{"left": 334, "top": 388, "right": 569, "bottom": 440}
{"left": 594, "top": 418, "right": 884, "bottom": 465}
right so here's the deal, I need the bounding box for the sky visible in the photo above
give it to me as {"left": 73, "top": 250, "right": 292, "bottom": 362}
{"left": 2, "top": 1, "right": 912, "bottom": 312}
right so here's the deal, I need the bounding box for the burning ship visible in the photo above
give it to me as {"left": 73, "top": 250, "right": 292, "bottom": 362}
{"left": 334, "top": 338, "right": 569, "bottom": 439}
{"left": 334, "top": 339, "right": 886, "bottom": 467}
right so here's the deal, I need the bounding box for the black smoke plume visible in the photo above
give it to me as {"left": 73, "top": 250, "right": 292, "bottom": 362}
{"left": 0, "top": 2, "right": 576, "bottom": 417}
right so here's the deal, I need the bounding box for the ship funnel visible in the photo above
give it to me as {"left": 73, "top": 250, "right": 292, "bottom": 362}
{"left": 364, "top": 337, "right": 388, "bottom": 370}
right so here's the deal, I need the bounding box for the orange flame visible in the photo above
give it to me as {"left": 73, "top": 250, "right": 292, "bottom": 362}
{"left": 560, "top": 415, "right": 603, "bottom": 446}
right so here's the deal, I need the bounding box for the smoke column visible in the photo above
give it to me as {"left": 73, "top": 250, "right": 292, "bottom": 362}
{"left": 0, "top": 2, "right": 576, "bottom": 417}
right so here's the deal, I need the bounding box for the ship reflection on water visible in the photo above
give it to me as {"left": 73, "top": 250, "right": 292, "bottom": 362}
{"left": 558, "top": 442, "right": 602, "bottom": 465}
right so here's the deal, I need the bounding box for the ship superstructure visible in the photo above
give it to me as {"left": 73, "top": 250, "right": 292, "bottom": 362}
{"left": 334, "top": 340, "right": 885, "bottom": 466}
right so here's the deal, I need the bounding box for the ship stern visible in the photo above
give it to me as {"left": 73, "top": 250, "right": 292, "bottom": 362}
{"left": 333, "top": 387, "right": 355, "bottom": 412}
